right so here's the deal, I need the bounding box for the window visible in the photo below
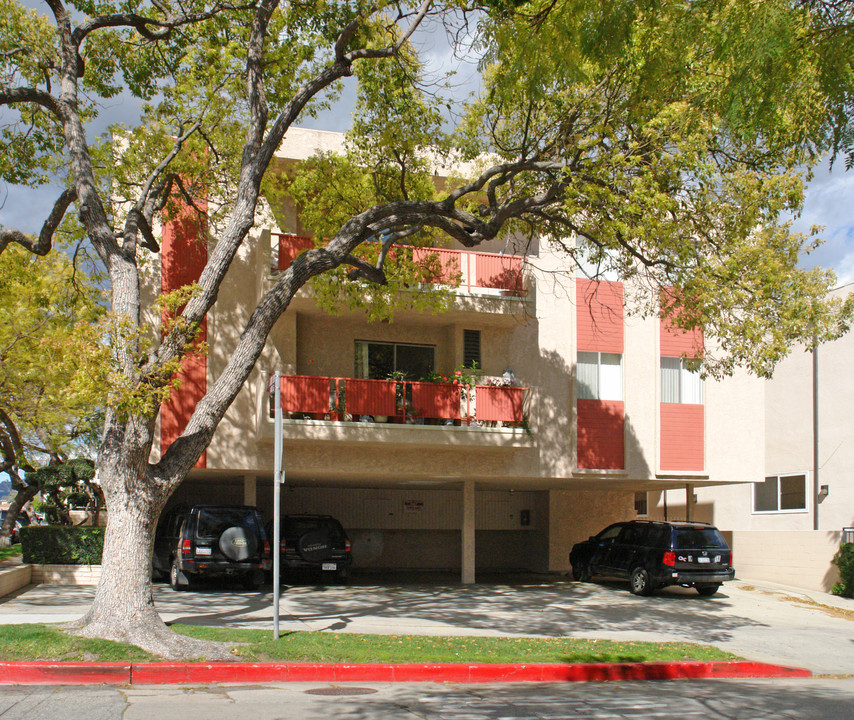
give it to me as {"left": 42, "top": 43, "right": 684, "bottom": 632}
{"left": 660, "top": 357, "right": 703, "bottom": 404}
{"left": 634, "top": 492, "right": 648, "bottom": 516}
{"left": 354, "top": 341, "right": 435, "bottom": 380}
{"left": 463, "top": 329, "right": 481, "bottom": 368}
{"left": 577, "top": 351, "right": 623, "bottom": 401}
{"left": 753, "top": 473, "right": 808, "bottom": 513}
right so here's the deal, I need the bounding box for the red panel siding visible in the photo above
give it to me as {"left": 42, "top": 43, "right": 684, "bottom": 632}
{"left": 576, "top": 280, "right": 624, "bottom": 353}
{"left": 660, "top": 404, "right": 704, "bottom": 471}
{"left": 475, "top": 386, "right": 525, "bottom": 423}
{"left": 577, "top": 399, "right": 625, "bottom": 470}
{"left": 280, "top": 375, "right": 334, "bottom": 415}
{"left": 660, "top": 318, "right": 704, "bottom": 357}
{"left": 659, "top": 289, "right": 704, "bottom": 356}
{"left": 345, "top": 378, "right": 397, "bottom": 417}
{"left": 409, "top": 382, "right": 462, "bottom": 420}
{"left": 475, "top": 253, "right": 526, "bottom": 293}
{"left": 160, "top": 205, "right": 207, "bottom": 468}
{"left": 277, "top": 233, "right": 314, "bottom": 271}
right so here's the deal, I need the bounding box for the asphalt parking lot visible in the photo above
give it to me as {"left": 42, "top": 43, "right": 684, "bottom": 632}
{"left": 1, "top": 573, "right": 852, "bottom": 675}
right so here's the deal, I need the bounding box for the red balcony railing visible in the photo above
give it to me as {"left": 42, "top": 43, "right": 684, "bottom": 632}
{"left": 274, "top": 375, "right": 527, "bottom": 426}
{"left": 274, "top": 233, "right": 527, "bottom": 295}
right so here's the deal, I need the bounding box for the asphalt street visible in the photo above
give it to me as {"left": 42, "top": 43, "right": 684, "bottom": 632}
{"left": 2, "top": 678, "right": 854, "bottom": 720}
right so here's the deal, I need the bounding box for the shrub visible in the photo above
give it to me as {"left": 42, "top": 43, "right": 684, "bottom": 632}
{"left": 832, "top": 542, "right": 854, "bottom": 597}
{"left": 19, "top": 525, "right": 105, "bottom": 565}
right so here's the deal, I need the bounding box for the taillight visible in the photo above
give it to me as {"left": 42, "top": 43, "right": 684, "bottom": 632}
{"left": 181, "top": 539, "right": 192, "bottom": 556}
{"left": 345, "top": 540, "right": 351, "bottom": 552}
{"left": 663, "top": 551, "right": 676, "bottom": 567}
{"left": 263, "top": 540, "right": 271, "bottom": 557}
{"left": 728, "top": 551, "right": 733, "bottom": 566}
{"left": 281, "top": 540, "right": 287, "bottom": 552}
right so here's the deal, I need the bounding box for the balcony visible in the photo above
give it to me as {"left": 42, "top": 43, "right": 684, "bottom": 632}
{"left": 274, "top": 233, "right": 528, "bottom": 297}
{"left": 273, "top": 374, "right": 528, "bottom": 427}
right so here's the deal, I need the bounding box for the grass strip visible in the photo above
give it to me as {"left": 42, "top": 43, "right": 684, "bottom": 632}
{"left": 0, "top": 544, "right": 22, "bottom": 562}
{"left": 0, "top": 624, "right": 739, "bottom": 664}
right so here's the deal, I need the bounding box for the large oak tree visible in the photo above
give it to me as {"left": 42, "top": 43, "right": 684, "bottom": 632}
{"left": 2, "top": 0, "right": 854, "bottom": 657}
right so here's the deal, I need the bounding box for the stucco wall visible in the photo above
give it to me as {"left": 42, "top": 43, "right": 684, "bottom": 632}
{"left": 726, "top": 530, "right": 842, "bottom": 593}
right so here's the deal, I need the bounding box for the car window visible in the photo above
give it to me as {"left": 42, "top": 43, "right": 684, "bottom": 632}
{"left": 283, "top": 517, "right": 346, "bottom": 540}
{"left": 673, "top": 527, "right": 728, "bottom": 549}
{"left": 596, "top": 524, "right": 625, "bottom": 541}
{"left": 195, "top": 508, "right": 260, "bottom": 540}
{"left": 618, "top": 524, "right": 648, "bottom": 545}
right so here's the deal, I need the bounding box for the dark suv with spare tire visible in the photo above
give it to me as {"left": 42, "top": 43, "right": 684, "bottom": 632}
{"left": 153, "top": 505, "right": 271, "bottom": 591}
{"left": 569, "top": 520, "right": 734, "bottom": 596}
{"left": 267, "top": 514, "right": 353, "bottom": 583}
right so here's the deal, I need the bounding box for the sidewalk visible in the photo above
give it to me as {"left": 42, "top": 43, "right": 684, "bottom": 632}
{"left": 1, "top": 571, "right": 852, "bottom": 681}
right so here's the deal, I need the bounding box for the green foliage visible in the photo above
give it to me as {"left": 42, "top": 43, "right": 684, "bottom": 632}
{"left": 284, "top": 45, "right": 461, "bottom": 322}
{"left": 832, "top": 542, "right": 854, "bottom": 598}
{"left": 458, "top": 0, "right": 854, "bottom": 377}
{"left": 25, "top": 458, "right": 102, "bottom": 525}
{"left": 20, "top": 525, "right": 105, "bottom": 565}
{"left": 0, "top": 245, "right": 108, "bottom": 467}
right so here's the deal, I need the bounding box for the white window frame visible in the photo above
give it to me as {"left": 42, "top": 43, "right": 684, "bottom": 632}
{"left": 576, "top": 351, "right": 623, "bottom": 401}
{"left": 752, "top": 472, "right": 809, "bottom": 514}
{"left": 660, "top": 357, "right": 704, "bottom": 404}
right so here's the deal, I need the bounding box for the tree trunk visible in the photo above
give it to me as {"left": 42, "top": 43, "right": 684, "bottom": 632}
{"left": 0, "top": 484, "right": 38, "bottom": 549}
{"left": 68, "top": 446, "right": 233, "bottom": 660}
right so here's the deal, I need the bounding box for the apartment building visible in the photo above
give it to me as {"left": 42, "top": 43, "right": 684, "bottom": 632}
{"left": 153, "top": 128, "right": 764, "bottom": 583}
{"left": 654, "top": 282, "right": 853, "bottom": 593}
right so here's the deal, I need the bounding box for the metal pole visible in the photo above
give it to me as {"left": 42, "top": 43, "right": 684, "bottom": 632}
{"left": 273, "top": 371, "right": 283, "bottom": 639}
{"left": 813, "top": 340, "right": 820, "bottom": 531}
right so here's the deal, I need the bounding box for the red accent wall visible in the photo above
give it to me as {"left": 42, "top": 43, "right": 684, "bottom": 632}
{"left": 660, "top": 404, "right": 704, "bottom": 471}
{"left": 576, "top": 279, "right": 624, "bottom": 352}
{"left": 577, "top": 400, "right": 625, "bottom": 470}
{"left": 576, "top": 280, "right": 625, "bottom": 469}
{"left": 160, "top": 206, "right": 207, "bottom": 468}
{"left": 660, "top": 317, "right": 704, "bottom": 357}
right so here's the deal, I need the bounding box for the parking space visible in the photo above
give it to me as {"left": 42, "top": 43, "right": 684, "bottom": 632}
{"left": 1, "top": 573, "right": 853, "bottom": 675}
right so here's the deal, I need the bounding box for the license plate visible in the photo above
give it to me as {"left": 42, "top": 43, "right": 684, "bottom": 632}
{"left": 196, "top": 547, "right": 212, "bottom": 556}
{"left": 322, "top": 563, "right": 337, "bottom": 571}
{"left": 697, "top": 556, "right": 710, "bottom": 563}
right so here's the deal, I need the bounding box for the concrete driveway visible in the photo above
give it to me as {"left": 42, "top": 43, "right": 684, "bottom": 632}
{"left": 1, "top": 574, "right": 852, "bottom": 675}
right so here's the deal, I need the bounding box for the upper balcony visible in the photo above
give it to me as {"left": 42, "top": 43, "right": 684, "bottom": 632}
{"left": 274, "top": 233, "right": 531, "bottom": 312}
{"left": 258, "top": 373, "right": 534, "bottom": 450}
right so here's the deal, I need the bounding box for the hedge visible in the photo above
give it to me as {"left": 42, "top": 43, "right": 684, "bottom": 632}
{"left": 832, "top": 542, "right": 854, "bottom": 598}
{"left": 19, "top": 525, "right": 105, "bottom": 565}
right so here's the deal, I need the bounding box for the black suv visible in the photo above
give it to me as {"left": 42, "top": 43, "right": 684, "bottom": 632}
{"left": 153, "top": 505, "right": 271, "bottom": 591}
{"left": 267, "top": 514, "right": 353, "bottom": 583}
{"left": 569, "top": 520, "right": 734, "bottom": 596}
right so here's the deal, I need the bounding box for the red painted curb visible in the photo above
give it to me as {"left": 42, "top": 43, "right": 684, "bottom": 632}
{"left": 0, "top": 660, "right": 811, "bottom": 685}
{"left": 0, "top": 662, "right": 131, "bottom": 685}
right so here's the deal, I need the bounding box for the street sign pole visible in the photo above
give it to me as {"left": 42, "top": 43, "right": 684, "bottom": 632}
{"left": 272, "top": 371, "right": 283, "bottom": 639}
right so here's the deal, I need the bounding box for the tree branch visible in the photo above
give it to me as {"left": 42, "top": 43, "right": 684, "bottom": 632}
{"left": 0, "top": 188, "right": 78, "bottom": 256}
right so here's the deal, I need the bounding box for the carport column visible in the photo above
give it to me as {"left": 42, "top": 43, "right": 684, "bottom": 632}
{"left": 244, "top": 475, "right": 257, "bottom": 507}
{"left": 462, "top": 479, "right": 476, "bottom": 584}
{"left": 685, "top": 483, "right": 695, "bottom": 522}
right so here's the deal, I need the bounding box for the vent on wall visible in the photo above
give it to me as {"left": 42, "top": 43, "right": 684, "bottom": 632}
{"left": 463, "top": 329, "right": 481, "bottom": 368}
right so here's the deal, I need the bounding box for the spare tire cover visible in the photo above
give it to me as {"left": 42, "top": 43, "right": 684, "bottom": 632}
{"left": 219, "top": 526, "right": 258, "bottom": 561}
{"left": 297, "top": 529, "right": 334, "bottom": 562}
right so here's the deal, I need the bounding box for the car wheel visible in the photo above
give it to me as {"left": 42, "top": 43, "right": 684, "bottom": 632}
{"left": 629, "top": 566, "right": 653, "bottom": 596}
{"left": 170, "top": 559, "right": 189, "bottom": 591}
{"left": 696, "top": 583, "right": 721, "bottom": 597}
{"left": 571, "top": 563, "right": 590, "bottom": 582}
